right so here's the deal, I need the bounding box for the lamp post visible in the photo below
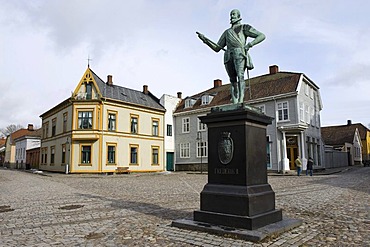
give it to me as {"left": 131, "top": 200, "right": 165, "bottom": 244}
{"left": 197, "top": 131, "right": 203, "bottom": 174}
{"left": 65, "top": 137, "right": 70, "bottom": 174}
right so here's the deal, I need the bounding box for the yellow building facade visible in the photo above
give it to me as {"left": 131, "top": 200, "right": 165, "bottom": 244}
{"left": 40, "top": 67, "right": 165, "bottom": 173}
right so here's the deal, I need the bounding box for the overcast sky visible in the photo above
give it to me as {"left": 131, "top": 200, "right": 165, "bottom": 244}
{"left": 1, "top": 0, "right": 369, "bottom": 131}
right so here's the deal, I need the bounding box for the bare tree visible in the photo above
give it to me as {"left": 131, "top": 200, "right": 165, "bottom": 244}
{"left": 0, "top": 124, "right": 24, "bottom": 137}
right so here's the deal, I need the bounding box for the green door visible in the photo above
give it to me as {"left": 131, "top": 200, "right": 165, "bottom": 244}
{"left": 166, "top": 152, "right": 174, "bottom": 171}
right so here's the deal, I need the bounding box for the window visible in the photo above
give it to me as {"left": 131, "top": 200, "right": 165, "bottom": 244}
{"left": 107, "top": 145, "right": 116, "bottom": 164}
{"left": 152, "top": 147, "right": 159, "bottom": 165}
{"left": 185, "top": 98, "right": 196, "bottom": 108}
{"left": 81, "top": 145, "right": 91, "bottom": 164}
{"left": 86, "top": 83, "right": 92, "bottom": 100}
{"left": 196, "top": 141, "right": 207, "bottom": 157}
{"left": 299, "top": 102, "right": 304, "bottom": 122}
{"left": 167, "top": 124, "right": 172, "bottom": 136}
{"left": 310, "top": 87, "right": 314, "bottom": 99}
{"left": 201, "top": 95, "right": 213, "bottom": 105}
{"left": 180, "top": 143, "right": 190, "bottom": 158}
{"left": 310, "top": 107, "right": 315, "bottom": 126}
{"left": 305, "top": 105, "right": 310, "bottom": 123}
{"left": 63, "top": 113, "right": 68, "bottom": 132}
{"left": 62, "top": 144, "right": 66, "bottom": 164}
{"left": 305, "top": 83, "right": 309, "bottom": 96}
{"left": 43, "top": 122, "right": 49, "bottom": 138}
{"left": 50, "top": 146, "right": 55, "bottom": 164}
{"left": 52, "top": 118, "right": 56, "bottom": 136}
{"left": 197, "top": 117, "right": 206, "bottom": 131}
{"left": 108, "top": 113, "right": 116, "bottom": 131}
{"left": 41, "top": 148, "right": 47, "bottom": 164}
{"left": 130, "top": 116, "right": 138, "bottom": 133}
{"left": 152, "top": 119, "right": 159, "bottom": 136}
{"left": 78, "top": 111, "right": 93, "bottom": 129}
{"left": 182, "top": 117, "right": 190, "bottom": 133}
{"left": 277, "top": 102, "right": 289, "bottom": 121}
{"left": 130, "top": 146, "right": 138, "bottom": 164}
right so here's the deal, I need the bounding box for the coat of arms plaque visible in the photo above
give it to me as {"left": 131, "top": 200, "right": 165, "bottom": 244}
{"left": 218, "top": 132, "right": 234, "bottom": 165}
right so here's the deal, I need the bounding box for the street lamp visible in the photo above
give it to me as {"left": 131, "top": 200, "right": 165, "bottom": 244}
{"left": 197, "top": 131, "right": 203, "bottom": 174}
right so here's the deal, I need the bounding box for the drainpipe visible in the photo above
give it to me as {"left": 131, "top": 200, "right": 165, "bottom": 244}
{"left": 273, "top": 97, "right": 280, "bottom": 173}
{"left": 300, "top": 132, "right": 307, "bottom": 170}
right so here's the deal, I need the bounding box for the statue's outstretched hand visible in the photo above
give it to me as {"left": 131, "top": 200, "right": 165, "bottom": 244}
{"left": 196, "top": 32, "right": 206, "bottom": 43}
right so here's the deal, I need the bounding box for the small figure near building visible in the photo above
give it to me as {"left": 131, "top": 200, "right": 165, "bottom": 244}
{"left": 295, "top": 156, "right": 302, "bottom": 176}
{"left": 306, "top": 157, "right": 314, "bottom": 176}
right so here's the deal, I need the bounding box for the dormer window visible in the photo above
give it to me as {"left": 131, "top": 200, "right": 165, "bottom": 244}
{"left": 185, "top": 98, "right": 196, "bottom": 108}
{"left": 201, "top": 94, "right": 214, "bottom": 105}
{"left": 86, "top": 83, "right": 92, "bottom": 100}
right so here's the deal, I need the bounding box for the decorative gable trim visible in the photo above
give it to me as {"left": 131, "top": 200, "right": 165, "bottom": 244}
{"left": 72, "top": 67, "right": 101, "bottom": 100}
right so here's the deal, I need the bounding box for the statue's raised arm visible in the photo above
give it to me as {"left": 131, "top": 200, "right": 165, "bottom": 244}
{"left": 196, "top": 32, "right": 225, "bottom": 53}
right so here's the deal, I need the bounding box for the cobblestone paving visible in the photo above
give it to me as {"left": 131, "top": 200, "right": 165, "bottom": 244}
{"left": 0, "top": 167, "right": 369, "bottom": 246}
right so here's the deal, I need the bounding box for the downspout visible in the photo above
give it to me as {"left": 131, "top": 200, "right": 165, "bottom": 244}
{"left": 273, "top": 96, "right": 280, "bottom": 173}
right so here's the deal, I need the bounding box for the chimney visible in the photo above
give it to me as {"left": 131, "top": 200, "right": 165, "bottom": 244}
{"left": 347, "top": 120, "right": 352, "bottom": 125}
{"left": 107, "top": 75, "right": 113, "bottom": 85}
{"left": 143, "top": 85, "right": 149, "bottom": 95}
{"left": 27, "top": 124, "right": 34, "bottom": 131}
{"left": 269, "top": 65, "right": 279, "bottom": 74}
{"left": 177, "top": 92, "right": 182, "bottom": 99}
{"left": 214, "top": 79, "right": 222, "bottom": 88}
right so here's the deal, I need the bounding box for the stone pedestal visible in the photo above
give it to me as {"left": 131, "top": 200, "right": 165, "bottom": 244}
{"left": 194, "top": 105, "right": 282, "bottom": 230}
{"left": 172, "top": 104, "right": 301, "bottom": 241}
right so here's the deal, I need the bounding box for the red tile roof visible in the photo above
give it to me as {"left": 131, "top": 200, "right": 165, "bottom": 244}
{"left": 174, "top": 71, "right": 302, "bottom": 114}
{"left": 321, "top": 123, "right": 369, "bottom": 146}
{"left": 10, "top": 128, "right": 41, "bottom": 144}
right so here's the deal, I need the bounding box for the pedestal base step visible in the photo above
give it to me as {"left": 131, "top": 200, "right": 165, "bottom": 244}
{"left": 171, "top": 217, "right": 302, "bottom": 242}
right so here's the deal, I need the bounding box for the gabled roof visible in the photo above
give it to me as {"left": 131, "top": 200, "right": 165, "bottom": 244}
{"left": 321, "top": 122, "right": 369, "bottom": 146}
{"left": 41, "top": 67, "right": 165, "bottom": 118}
{"left": 90, "top": 69, "right": 165, "bottom": 111}
{"left": 8, "top": 129, "right": 35, "bottom": 145}
{"left": 174, "top": 70, "right": 303, "bottom": 114}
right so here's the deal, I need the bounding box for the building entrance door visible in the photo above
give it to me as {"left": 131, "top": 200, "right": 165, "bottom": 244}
{"left": 166, "top": 152, "right": 174, "bottom": 171}
{"left": 286, "top": 136, "right": 299, "bottom": 170}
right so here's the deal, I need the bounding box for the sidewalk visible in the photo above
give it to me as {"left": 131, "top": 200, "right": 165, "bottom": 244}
{"left": 268, "top": 165, "right": 356, "bottom": 176}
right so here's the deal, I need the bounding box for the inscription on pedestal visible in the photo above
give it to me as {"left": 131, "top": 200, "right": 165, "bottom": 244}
{"left": 214, "top": 168, "right": 239, "bottom": 175}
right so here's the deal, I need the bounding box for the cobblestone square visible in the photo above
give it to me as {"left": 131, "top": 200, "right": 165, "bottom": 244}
{"left": 0, "top": 167, "right": 369, "bottom": 246}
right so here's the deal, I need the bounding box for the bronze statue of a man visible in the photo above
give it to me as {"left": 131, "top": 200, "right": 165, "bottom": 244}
{"left": 197, "top": 9, "right": 265, "bottom": 104}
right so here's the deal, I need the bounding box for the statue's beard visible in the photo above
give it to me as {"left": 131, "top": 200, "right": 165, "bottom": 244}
{"left": 230, "top": 17, "right": 242, "bottom": 24}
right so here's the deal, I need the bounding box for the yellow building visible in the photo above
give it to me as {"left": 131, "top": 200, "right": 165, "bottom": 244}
{"left": 39, "top": 67, "right": 165, "bottom": 173}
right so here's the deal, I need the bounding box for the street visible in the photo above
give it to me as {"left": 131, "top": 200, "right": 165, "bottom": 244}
{"left": 0, "top": 167, "right": 369, "bottom": 246}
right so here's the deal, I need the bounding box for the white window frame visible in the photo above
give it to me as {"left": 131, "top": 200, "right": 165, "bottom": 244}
{"left": 180, "top": 143, "right": 190, "bottom": 158}
{"left": 196, "top": 141, "right": 208, "bottom": 158}
{"left": 197, "top": 116, "right": 206, "bottom": 131}
{"left": 277, "top": 101, "right": 289, "bottom": 122}
{"left": 299, "top": 102, "right": 304, "bottom": 122}
{"left": 310, "top": 107, "right": 315, "bottom": 126}
{"left": 305, "top": 83, "right": 309, "bottom": 96}
{"left": 310, "top": 87, "right": 314, "bottom": 99}
{"left": 185, "top": 98, "right": 196, "bottom": 108}
{"left": 201, "top": 95, "right": 213, "bottom": 105}
{"left": 305, "top": 105, "right": 310, "bottom": 124}
{"left": 182, "top": 117, "right": 190, "bottom": 133}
